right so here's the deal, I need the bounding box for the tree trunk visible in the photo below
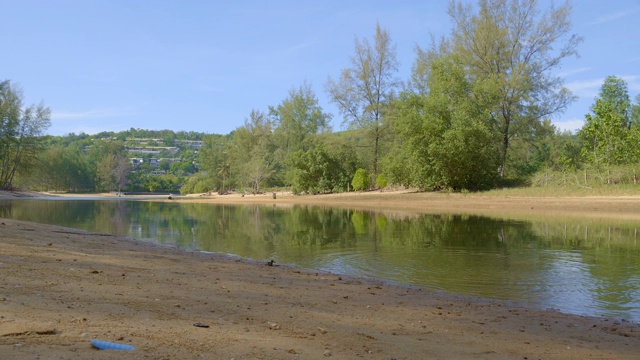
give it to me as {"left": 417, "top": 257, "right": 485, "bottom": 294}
{"left": 373, "top": 131, "right": 379, "bottom": 180}
{"left": 584, "top": 169, "right": 587, "bottom": 185}
{"left": 4, "top": 140, "right": 24, "bottom": 190}
{"left": 545, "top": 171, "right": 548, "bottom": 186}
{"left": 499, "top": 131, "right": 509, "bottom": 178}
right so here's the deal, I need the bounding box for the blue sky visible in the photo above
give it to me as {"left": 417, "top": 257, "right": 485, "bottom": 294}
{"left": 1, "top": 0, "right": 639, "bottom": 136}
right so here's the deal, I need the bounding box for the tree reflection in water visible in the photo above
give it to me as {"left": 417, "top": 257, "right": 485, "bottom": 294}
{"left": 0, "top": 199, "right": 638, "bottom": 321}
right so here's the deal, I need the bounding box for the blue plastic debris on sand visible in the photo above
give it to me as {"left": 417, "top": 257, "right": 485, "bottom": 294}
{"left": 90, "top": 339, "right": 136, "bottom": 350}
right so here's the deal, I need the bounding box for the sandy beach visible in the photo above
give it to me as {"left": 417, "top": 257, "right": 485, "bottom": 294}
{"left": 175, "top": 189, "right": 640, "bottom": 222}
{"left": 1, "top": 191, "right": 640, "bottom": 359}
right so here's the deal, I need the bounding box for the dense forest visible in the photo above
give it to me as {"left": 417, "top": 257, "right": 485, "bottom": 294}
{"left": 2, "top": 0, "right": 640, "bottom": 194}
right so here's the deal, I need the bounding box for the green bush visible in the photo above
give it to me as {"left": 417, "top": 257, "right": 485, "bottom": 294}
{"left": 180, "top": 173, "right": 215, "bottom": 194}
{"left": 375, "top": 173, "right": 387, "bottom": 189}
{"left": 351, "top": 168, "right": 370, "bottom": 191}
{"left": 288, "top": 145, "right": 355, "bottom": 195}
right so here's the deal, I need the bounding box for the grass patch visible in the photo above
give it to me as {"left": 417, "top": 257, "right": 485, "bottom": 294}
{"left": 479, "top": 185, "right": 640, "bottom": 197}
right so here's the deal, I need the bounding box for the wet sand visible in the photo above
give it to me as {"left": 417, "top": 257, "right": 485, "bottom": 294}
{"left": 177, "top": 190, "right": 640, "bottom": 221}
{"left": 1, "top": 191, "right": 640, "bottom": 359}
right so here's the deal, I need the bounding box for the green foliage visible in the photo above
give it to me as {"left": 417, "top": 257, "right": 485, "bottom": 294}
{"left": 169, "top": 161, "right": 195, "bottom": 177}
{"left": 0, "top": 80, "right": 51, "bottom": 189}
{"left": 632, "top": 94, "right": 640, "bottom": 129}
{"left": 180, "top": 173, "right": 215, "bottom": 195}
{"left": 380, "top": 146, "right": 411, "bottom": 187}
{"left": 34, "top": 128, "right": 206, "bottom": 193}
{"left": 88, "top": 140, "right": 129, "bottom": 191}
{"left": 326, "top": 23, "right": 400, "bottom": 177}
{"left": 288, "top": 145, "right": 354, "bottom": 195}
{"left": 579, "top": 76, "right": 640, "bottom": 168}
{"left": 33, "top": 145, "right": 93, "bottom": 191}
{"left": 316, "top": 129, "right": 369, "bottom": 174}
{"left": 527, "top": 129, "right": 583, "bottom": 174}
{"left": 270, "top": 81, "right": 330, "bottom": 154}
{"left": 128, "top": 171, "right": 181, "bottom": 193}
{"left": 529, "top": 76, "right": 640, "bottom": 192}
{"left": 13, "top": 123, "right": 208, "bottom": 192}
{"left": 351, "top": 168, "right": 370, "bottom": 191}
{"left": 500, "top": 120, "right": 583, "bottom": 183}
{"left": 1, "top": 2, "right": 605, "bottom": 196}
{"left": 598, "top": 75, "right": 632, "bottom": 126}
{"left": 375, "top": 173, "right": 387, "bottom": 189}
{"left": 532, "top": 165, "right": 640, "bottom": 188}
{"left": 198, "top": 134, "right": 231, "bottom": 191}
{"left": 434, "top": 119, "right": 500, "bottom": 190}
{"left": 231, "top": 110, "right": 277, "bottom": 194}
{"left": 389, "top": 54, "right": 500, "bottom": 191}
{"left": 580, "top": 100, "right": 630, "bottom": 166}
{"left": 446, "top": 0, "right": 581, "bottom": 178}
{"left": 269, "top": 82, "right": 331, "bottom": 186}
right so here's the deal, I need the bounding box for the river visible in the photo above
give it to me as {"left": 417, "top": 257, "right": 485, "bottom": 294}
{"left": 1, "top": 198, "right": 638, "bottom": 322}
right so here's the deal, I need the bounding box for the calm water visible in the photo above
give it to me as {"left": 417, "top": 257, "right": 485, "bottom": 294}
{"left": 1, "top": 199, "right": 639, "bottom": 322}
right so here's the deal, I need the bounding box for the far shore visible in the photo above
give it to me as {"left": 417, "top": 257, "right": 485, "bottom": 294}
{"left": 9, "top": 188, "right": 640, "bottom": 221}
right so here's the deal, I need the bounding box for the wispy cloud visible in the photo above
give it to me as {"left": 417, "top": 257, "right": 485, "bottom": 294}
{"left": 46, "top": 120, "right": 131, "bottom": 136}
{"left": 557, "top": 67, "right": 591, "bottom": 78}
{"left": 565, "top": 75, "right": 640, "bottom": 98}
{"left": 565, "top": 78, "right": 603, "bottom": 98}
{"left": 622, "top": 75, "right": 640, "bottom": 91}
{"left": 52, "top": 107, "right": 136, "bottom": 120}
{"left": 588, "top": 7, "right": 640, "bottom": 25}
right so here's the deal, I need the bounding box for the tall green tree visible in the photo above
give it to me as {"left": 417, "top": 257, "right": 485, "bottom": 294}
{"left": 525, "top": 121, "right": 582, "bottom": 173}
{"left": 579, "top": 76, "right": 640, "bottom": 167}
{"left": 270, "top": 81, "right": 330, "bottom": 154}
{"left": 579, "top": 100, "right": 635, "bottom": 167}
{"left": 95, "top": 153, "right": 130, "bottom": 192}
{"left": 326, "top": 22, "right": 400, "bottom": 178}
{"left": 633, "top": 94, "right": 640, "bottom": 129}
{"left": 88, "top": 140, "right": 129, "bottom": 191}
{"left": 230, "top": 110, "right": 276, "bottom": 194}
{"left": 199, "top": 134, "right": 231, "bottom": 192}
{"left": 389, "top": 53, "right": 501, "bottom": 191}
{"left": 0, "top": 80, "right": 51, "bottom": 189}
{"left": 36, "top": 145, "right": 93, "bottom": 191}
{"left": 446, "top": 0, "right": 582, "bottom": 178}
{"left": 598, "top": 76, "right": 631, "bottom": 128}
{"left": 270, "top": 82, "right": 331, "bottom": 185}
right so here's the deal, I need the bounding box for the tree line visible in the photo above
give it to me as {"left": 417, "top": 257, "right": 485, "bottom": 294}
{"left": 0, "top": 116, "right": 204, "bottom": 192}
{"left": 2, "top": 0, "right": 640, "bottom": 194}
{"left": 189, "top": 0, "right": 639, "bottom": 194}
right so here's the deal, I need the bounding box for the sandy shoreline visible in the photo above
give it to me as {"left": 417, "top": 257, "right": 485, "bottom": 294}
{"left": 1, "top": 191, "right": 640, "bottom": 358}
{"left": 9, "top": 188, "right": 640, "bottom": 220}
{"left": 171, "top": 190, "right": 640, "bottom": 221}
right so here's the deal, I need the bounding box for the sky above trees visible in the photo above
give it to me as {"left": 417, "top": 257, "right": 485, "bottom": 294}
{"left": 1, "top": 0, "right": 638, "bottom": 136}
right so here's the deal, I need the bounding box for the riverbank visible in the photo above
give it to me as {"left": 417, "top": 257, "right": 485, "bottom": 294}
{"left": 7, "top": 188, "right": 640, "bottom": 221}
{"left": 174, "top": 189, "right": 640, "bottom": 221}
{"left": 1, "top": 218, "right": 639, "bottom": 359}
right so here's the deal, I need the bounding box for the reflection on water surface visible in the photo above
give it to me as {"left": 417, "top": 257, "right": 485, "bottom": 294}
{"left": 1, "top": 199, "right": 639, "bottom": 322}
